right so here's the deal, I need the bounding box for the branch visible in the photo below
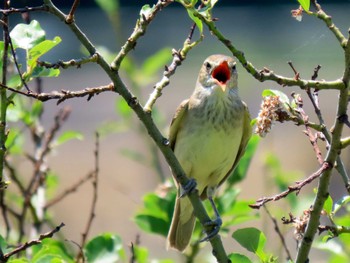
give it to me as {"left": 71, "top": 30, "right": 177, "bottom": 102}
{"left": 0, "top": 83, "right": 115, "bottom": 104}
{"left": 37, "top": 53, "right": 98, "bottom": 69}
{"left": 250, "top": 162, "right": 331, "bottom": 209}
{"left": 66, "top": 0, "right": 80, "bottom": 24}
{"left": 193, "top": 10, "right": 345, "bottom": 91}
{"left": 1, "top": 222, "right": 65, "bottom": 261}
{"left": 76, "top": 132, "right": 100, "bottom": 261}
{"left": 44, "top": 172, "right": 94, "bottom": 209}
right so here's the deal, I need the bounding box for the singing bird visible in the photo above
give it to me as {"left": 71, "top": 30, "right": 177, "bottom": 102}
{"left": 167, "top": 54, "right": 252, "bottom": 252}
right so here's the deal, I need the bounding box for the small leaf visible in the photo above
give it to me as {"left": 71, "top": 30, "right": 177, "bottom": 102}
{"left": 55, "top": 131, "right": 84, "bottom": 146}
{"left": 115, "top": 97, "right": 132, "bottom": 119}
{"left": 232, "top": 228, "right": 267, "bottom": 260}
{"left": 297, "top": 0, "right": 310, "bottom": 11}
{"left": 187, "top": 8, "right": 203, "bottom": 34}
{"left": 84, "top": 233, "right": 126, "bottom": 263}
{"left": 10, "top": 20, "right": 45, "bottom": 50}
{"left": 28, "top": 36, "right": 61, "bottom": 69}
{"left": 323, "top": 194, "right": 333, "bottom": 215}
{"left": 228, "top": 253, "right": 252, "bottom": 263}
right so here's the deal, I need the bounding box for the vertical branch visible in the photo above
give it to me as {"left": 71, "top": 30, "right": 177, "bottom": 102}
{"left": 76, "top": 132, "right": 100, "bottom": 262}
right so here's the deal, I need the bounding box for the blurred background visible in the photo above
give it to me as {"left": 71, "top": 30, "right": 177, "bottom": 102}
{"left": 6, "top": 1, "right": 350, "bottom": 262}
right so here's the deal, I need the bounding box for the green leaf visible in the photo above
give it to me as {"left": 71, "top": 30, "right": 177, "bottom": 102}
{"left": 228, "top": 253, "right": 252, "bottom": 263}
{"left": 232, "top": 228, "right": 267, "bottom": 260}
{"left": 29, "top": 66, "right": 60, "bottom": 78}
{"left": 32, "top": 239, "right": 74, "bottom": 263}
{"left": 28, "top": 36, "right": 61, "bottom": 69}
{"left": 134, "top": 191, "right": 176, "bottom": 237}
{"left": 95, "top": 0, "right": 119, "bottom": 16}
{"left": 187, "top": 8, "right": 203, "bottom": 34}
{"left": 133, "top": 245, "right": 149, "bottom": 263}
{"left": 10, "top": 20, "right": 45, "bottom": 50}
{"left": 5, "top": 127, "right": 24, "bottom": 155}
{"left": 8, "top": 259, "right": 30, "bottom": 263}
{"left": 84, "top": 233, "right": 125, "bottom": 263}
{"left": 115, "top": 97, "right": 132, "bottom": 119}
{"left": 141, "top": 48, "right": 171, "bottom": 79}
{"left": 297, "top": 0, "right": 310, "bottom": 11}
{"left": 228, "top": 135, "right": 259, "bottom": 185}
{"left": 55, "top": 130, "right": 84, "bottom": 146}
{"left": 323, "top": 194, "right": 333, "bottom": 215}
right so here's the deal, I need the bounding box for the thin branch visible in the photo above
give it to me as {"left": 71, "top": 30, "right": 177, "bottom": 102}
{"left": 0, "top": 83, "right": 115, "bottom": 104}
{"left": 0, "top": 6, "right": 48, "bottom": 15}
{"left": 263, "top": 206, "right": 292, "bottom": 261}
{"left": 37, "top": 53, "right": 98, "bottom": 69}
{"left": 193, "top": 10, "right": 345, "bottom": 91}
{"left": 1, "top": 222, "right": 65, "bottom": 261}
{"left": 66, "top": 0, "right": 80, "bottom": 24}
{"left": 250, "top": 162, "right": 331, "bottom": 209}
{"left": 45, "top": 171, "right": 94, "bottom": 209}
{"left": 111, "top": 0, "right": 174, "bottom": 70}
{"left": 76, "top": 132, "right": 100, "bottom": 262}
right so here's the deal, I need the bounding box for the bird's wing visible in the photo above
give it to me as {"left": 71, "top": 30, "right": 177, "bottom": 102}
{"left": 169, "top": 99, "right": 189, "bottom": 150}
{"left": 218, "top": 103, "right": 252, "bottom": 187}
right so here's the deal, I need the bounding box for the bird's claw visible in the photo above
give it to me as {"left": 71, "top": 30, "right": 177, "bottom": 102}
{"left": 179, "top": 178, "right": 197, "bottom": 198}
{"left": 199, "top": 217, "right": 222, "bottom": 242}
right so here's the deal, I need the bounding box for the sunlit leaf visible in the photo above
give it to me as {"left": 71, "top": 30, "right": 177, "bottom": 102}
{"left": 228, "top": 253, "right": 252, "bottom": 263}
{"left": 28, "top": 36, "right": 61, "bottom": 70}
{"left": 55, "top": 130, "right": 84, "bottom": 146}
{"left": 10, "top": 20, "right": 45, "bottom": 50}
{"left": 232, "top": 228, "right": 267, "bottom": 261}
{"left": 32, "top": 239, "right": 74, "bottom": 263}
{"left": 298, "top": 0, "right": 310, "bottom": 11}
{"left": 84, "top": 233, "right": 126, "bottom": 263}
{"left": 187, "top": 8, "right": 203, "bottom": 34}
{"left": 333, "top": 195, "right": 350, "bottom": 215}
{"left": 323, "top": 194, "right": 333, "bottom": 215}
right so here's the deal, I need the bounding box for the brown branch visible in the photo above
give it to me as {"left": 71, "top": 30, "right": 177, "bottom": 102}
{"left": 0, "top": 83, "right": 115, "bottom": 104}
{"left": 0, "top": 6, "right": 48, "bottom": 15}
{"left": 250, "top": 162, "right": 331, "bottom": 209}
{"left": 66, "top": 0, "right": 80, "bottom": 24}
{"left": 76, "top": 132, "right": 100, "bottom": 262}
{"left": 263, "top": 206, "right": 292, "bottom": 261}
{"left": 45, "top": 172, "right": 94, "bottom": 209}
{"left": 1, "top": 222, "right": 65, "bottom": 261}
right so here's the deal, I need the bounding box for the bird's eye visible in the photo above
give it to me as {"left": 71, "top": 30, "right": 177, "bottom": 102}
{"left": 231, "top": 63, "right": 237, "bottom": 71}
{"left": 204, "top": 61, "right": 211, "bottom": 72}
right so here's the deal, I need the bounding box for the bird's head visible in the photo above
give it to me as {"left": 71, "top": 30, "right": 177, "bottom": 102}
{"left": 197, "top": 54, "right": 238, "bottom": 94}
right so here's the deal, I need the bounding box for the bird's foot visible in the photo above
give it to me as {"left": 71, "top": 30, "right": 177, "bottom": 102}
{"left": 199, "top": 217, "right": 222, "bottom": 242}
{"left": 179, "top": 178, "right": 197, "bottom": 198}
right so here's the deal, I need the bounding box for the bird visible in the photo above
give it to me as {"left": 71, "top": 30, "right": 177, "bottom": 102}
{"left": 167, "top": 54, "right": 252, "bottom": 252}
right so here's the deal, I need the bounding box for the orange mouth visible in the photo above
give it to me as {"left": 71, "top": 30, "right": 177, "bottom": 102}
{"left": 212, "top": 61, "right": 230, "bottom": 85}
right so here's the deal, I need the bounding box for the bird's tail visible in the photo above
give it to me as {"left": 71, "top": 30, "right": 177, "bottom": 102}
{"left": 167, "top": 195, "right": 196, "bottom": 252}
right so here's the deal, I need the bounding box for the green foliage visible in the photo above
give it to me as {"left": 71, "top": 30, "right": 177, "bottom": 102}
{"left": 232, "top": 228, "right": 276, "bottom": 262}
{"left": 84, "top": 233, "right": 126, "bottom": 263}
{"left": 297, "top": 0, "right": 310, "bottom": 11}
{"left": 134, "top": 191, "right": 176, "bottom": 237}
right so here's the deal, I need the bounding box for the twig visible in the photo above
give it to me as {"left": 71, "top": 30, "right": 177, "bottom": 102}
{"left": 0, "top": 6, "right": 48, "bottom": 15}
{"left": 37, "top": 53, "right": 98, "bottom": 69}
{"left": 0, "top": 222, "right": 65, "bottom": 261}
{"left": 143, "top": 26, "right": 203, "bottom": 112}
{"left": 0, "top": 83, "right": 115, "bottom": 104}
{"left": 76, "top": 132, "right": 100, "bottom": 262}
{"left": 250, "top": 162, "right": 331, "bottom": 209}
{"left": 263, "top": 206, "right": 292, "bottom": 261}
{"left": 66, "top": 0, "right": 80, "bottom": 24}
{"left": 45, "top": 172, "right": 94, "bottom": 209}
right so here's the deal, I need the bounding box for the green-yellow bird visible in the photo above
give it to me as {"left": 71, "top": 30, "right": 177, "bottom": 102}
{"left": 167, "top": 54, "right": 252, "bottom": 252}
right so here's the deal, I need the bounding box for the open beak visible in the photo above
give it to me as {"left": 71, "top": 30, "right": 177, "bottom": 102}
{"left": 211, "top": 61, "right": 231, "bottom": 92}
